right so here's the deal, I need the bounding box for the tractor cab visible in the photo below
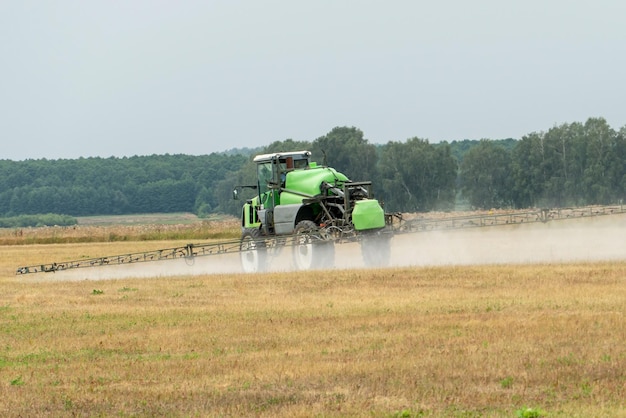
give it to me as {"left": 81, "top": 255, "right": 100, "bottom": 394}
{"left": 252, "top": 151, "right": 312, "bottom": 211}
{"left": 235, "top": 151, "right": 313, "bottom": 232}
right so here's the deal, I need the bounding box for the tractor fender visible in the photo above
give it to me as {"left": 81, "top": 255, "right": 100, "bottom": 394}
{"left": 274, "top": 204, "right": 314, "bottom": 235}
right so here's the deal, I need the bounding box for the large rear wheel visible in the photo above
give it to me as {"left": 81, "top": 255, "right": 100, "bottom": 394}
{"left": 240, "top": 228, "right": 267, "bottom": 273}
{"left": 360, "top": 233, "right": 391, "bottom": 267}
{"left": 292, "top": 220, "right": 335, "bottom": 270}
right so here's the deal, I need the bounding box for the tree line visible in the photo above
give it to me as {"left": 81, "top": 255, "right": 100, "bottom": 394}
{"left": 1, "top": 117, "right": 624, "bottom": 222}
{"left": 460, "top": 117, "right": 626, "bottom": 209}
{"left": 0, "top": 154, "right": 248, "bottom": 218}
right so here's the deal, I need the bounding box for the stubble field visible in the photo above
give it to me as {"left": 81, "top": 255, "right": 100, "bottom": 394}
{"left": 0, "top": 216, "right": 625, "bottom": 417}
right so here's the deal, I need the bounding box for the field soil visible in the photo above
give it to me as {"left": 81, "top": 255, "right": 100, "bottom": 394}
{"left": 1, "top": 213, "right": 625, "bottom": 416}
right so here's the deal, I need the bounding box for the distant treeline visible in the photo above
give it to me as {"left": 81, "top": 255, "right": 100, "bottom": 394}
{"left": 0, "top": 154, "right": 248, "bottom": 218}
{"left": 1, "top": 117, "right": 624, "bottom": 221}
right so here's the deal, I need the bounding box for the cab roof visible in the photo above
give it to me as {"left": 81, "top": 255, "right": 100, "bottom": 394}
{"left": 253, "top": 150, "right": 311, "bottom": 163}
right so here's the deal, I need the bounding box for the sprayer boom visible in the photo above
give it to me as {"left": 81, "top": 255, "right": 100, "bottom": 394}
{"left": 15, "top": 204, "right": 626, "bottom": 276}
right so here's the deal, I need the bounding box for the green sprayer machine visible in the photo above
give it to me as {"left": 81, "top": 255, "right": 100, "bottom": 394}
{"left": 15, "top": 150, "right": 626, "bottom": 275}
{"left": 233, "top": 150, "right": 392, "bottom": 272}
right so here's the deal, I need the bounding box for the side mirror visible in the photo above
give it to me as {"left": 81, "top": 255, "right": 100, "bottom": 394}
{"left": 233, "top": 184, "right": 257, "bottom": 200}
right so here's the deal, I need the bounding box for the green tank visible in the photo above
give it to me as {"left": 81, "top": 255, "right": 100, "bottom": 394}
{"left": 280, "top": 166, "right": 349, "bottom": 205}
{"left": 352, "top": 200, "right": 386, "bottom": 230}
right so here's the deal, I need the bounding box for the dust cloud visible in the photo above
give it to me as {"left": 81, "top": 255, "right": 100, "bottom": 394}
{"left": 21, "top": 252, "right": 246, "bottom": 283}
{"left": 387, "top": 214, "right": 626, "bottom": 267}
{"left": 21, "top": 214, "right": 626, "bottom": 282}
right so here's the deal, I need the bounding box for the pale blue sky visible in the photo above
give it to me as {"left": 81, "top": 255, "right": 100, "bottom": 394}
{"left": 1, "top": 0, "right": 625, "bottom": 160}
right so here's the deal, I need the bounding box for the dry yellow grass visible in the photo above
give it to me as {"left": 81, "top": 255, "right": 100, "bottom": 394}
{"left": 0, "top": 217, "right": 240, "bottom": 245}
{"left": 0, "top": 241, "right": 625, "bottom": 417}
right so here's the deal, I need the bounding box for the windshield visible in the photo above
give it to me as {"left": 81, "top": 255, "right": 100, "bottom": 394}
{"left": 257, "top": 162, "right": 272, "bottom": 195}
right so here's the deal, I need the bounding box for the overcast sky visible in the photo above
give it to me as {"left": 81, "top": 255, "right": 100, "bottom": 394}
{"left": 1, "top": 1, "right": 625, "bottom": 161}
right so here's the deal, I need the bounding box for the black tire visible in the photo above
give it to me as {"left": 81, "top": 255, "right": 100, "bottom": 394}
{"left": 361, "top": 234, "right": 391, "bottom": 267}
{"left": 240, "top": 228, "right": 267, "bottom": 273}
{"left": 292, "top": 220, "right": 335, "bottom": 270}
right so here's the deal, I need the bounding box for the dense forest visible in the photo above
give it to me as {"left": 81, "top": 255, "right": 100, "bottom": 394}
{"left": 0, "top": 154, "right": 248, "bottom": 218}
{"left": 1, "top": 117, "right": 625, "bottom": 223}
